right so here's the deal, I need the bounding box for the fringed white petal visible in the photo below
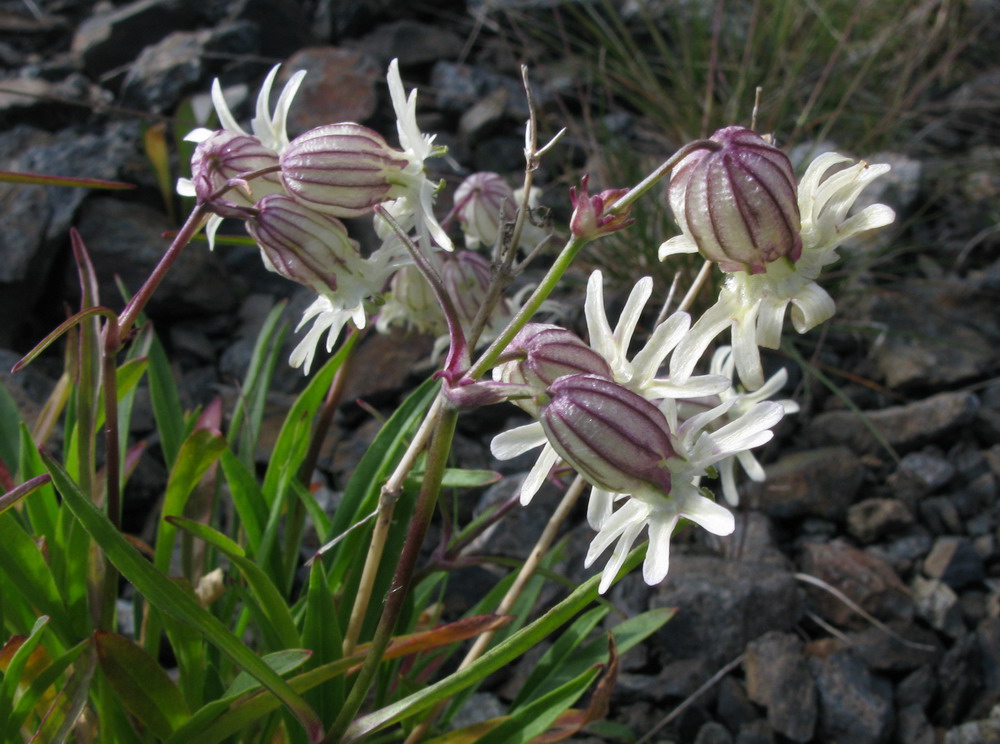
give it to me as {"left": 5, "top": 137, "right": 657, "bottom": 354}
{"left": 251, "top": 65, "right": 281, "bottom": 147}
{"left": 681, "top": 493, "right": 735, "bottom": 536}
{"left": 789, "top": 282, "right": 835, "bottom": 333}
{"left": 837, "top": 203, "right": 896, "bottom": 241}
{"left": 718, "top": 457, "right": 739, "bottom": 506}
{"left": 587, "top": 487, "right": 615, "bottom": 530}
{"left": 755, "top": 295, "right": 788, "bottom": 350}
{"left": 737, "top": 450, "right": 766, "bottom": 481}
{"left": 731, "top": 296, "right": 764, "bottom": 390}
{"left": 644, "top": 373, "right": 730, "bottom": 400}
{"left": 204, "top": 214, "right": 223, "bottom": 252}
{"left": 519, "top": 444, "right": 560, "bottom": 505}
{"left": 643, "top": 510, "right": 679, "bottom": 585}
{"left": 631, "top": 311, "right": 690, "bottom": 385}
{"left": 584, "top": 270, "right": 616, "bottom": 362}
{"left": 658, "top": 234, "right": 699, "bottom": 261}
{"left": 211, "top": 78, "right": 244, "bottom": 135}
{"left": 597, "top": 508, "right": 646, "bottom": 594}
{"left": 613, "top": 276, "right": 653, "bottom": 354}
{"left": 176, "top": 178, "right": 196, "bottom": 197}
{"left": 670, "top": 294, "right": 737, "bottom": 382}
{"left": 489, "top": 422, "right": 547, "bottom": 459}
{"left": 270, "top": 69, "right": 307, "bottom": 152}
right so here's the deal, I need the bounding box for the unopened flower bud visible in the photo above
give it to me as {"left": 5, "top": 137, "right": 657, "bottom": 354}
{"left": 280, "top": 123, "right": 411, "bottom": 217}
{"left": 540, "top": 374, "right": 674, "bottom": 496}
{"left": 190, "top": 130, "right": 281, "bottom": 217}
{"left": 246, "top": 194, "right": 366, "bottom": 296}
{"left": 668, "top": 126, "right": 801, "bottom": 274}
{"left": 494, "top": 324, "right": 612, "bottom": 415}
{"left": 569, "top": 175, "right": 633, "bottom": 240}
{"left": 453, "top": 172, "right": 515, "bottom": 249}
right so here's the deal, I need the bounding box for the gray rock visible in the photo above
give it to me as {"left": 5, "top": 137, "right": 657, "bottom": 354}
{"left": 71, "top": 0, "right": 203, "bottom": 76}
{"left": 120, "top": 22, "right": 259, "bottom": 112}
{"left": 840, "top": 622, "right": 940, "bottom": 672}
{"left": 0, "top": 123, "right": 140, "bottom": 345}
{"left": 977, "top": 618, "right": 1000, "bottom": 693}
{"left": 897, "top": 704, "right": 937, "bottom": 744}
{"left": 650, "top": 555, "right": 802, "bottom": 666}
{"left": 744, "top": 632, "right": 816, "bottom": 742}
{"left": 355, "top": 20, "right": 465, "bottom": 68}
{"left": 924, "top": 536, "right": 985, "bottom": 589}
{"left": 870, "top": 533, "right": 933, "bottom": 576}
{"left": 895, "top": 664, "right": 937, "bottom": 709}
{"left": 279, "top": 48, "right": 380, "bottom": 138}
{"left": 911, "top": 576, "right": 963, "bottom": 637}
{"left": 432, "top": 61, "right": 537, "bottom": 121}
{"left": 717, "top": 676, "right": 758, "bottom": 734}
{"left": 808, "top": 651, "right": 894, "bottom": 744}
{"left": 217, "top": 0, "right": 308, "bottom": 58}
{"left": 735, "top": 720, "right": 776, "bottom": 744}
{"left": 804, "top": 392, "right": 980, "bottom": 456}
{"left": 746, "top": 447, "right": 864, "bottom": 521}
{"left": 695, "top": 721, "right": 734, "bottom": 744}
{"left": 944, "top": 718, "right": 1000, "bottom": 744}
{"left": 449, "top": 691, "right": 505, "bottom": 730}
{"left": 72, "top": 197, "right": 237, "bottom": 320}
{"left": 887, "top": 449, "right": 955, "bottom": 503}
{"left": 937, "top": 634, "right": 983, "bottom": 725}
{"left": 919, "top": 495, "right": 965, "bottom": 535}
{"left": 846, "top": 498, "right": 914, "bottom": 543}
{"left": 799, "top": 540, "right": 913, "bottom": 628}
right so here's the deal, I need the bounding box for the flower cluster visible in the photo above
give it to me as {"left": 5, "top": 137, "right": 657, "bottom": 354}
{"left": 181, "top": 62, "right": 894, "bottom": 595}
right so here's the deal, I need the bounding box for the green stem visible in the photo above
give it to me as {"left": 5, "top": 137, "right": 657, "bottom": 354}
{"left": 323, "top": 404, "right": 459, "bottom": 744}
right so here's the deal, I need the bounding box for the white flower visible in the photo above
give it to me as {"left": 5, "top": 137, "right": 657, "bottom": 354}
{"left": 664, "top": 152, "right": 896, "bottom": 391}
{"left": 585, "top": 397, "right": 782, "bottom": 593}
{"left": 678, "top": 346, "right": 799, "bottom": 505}
{"left": 177, "top": 65, "right": 306, "bottom": 250}
{"left": 378, "top": 59, "right": 453, "bottom": 253}
{"left": 491, "top": 271, "right": 729, "bottom": 507}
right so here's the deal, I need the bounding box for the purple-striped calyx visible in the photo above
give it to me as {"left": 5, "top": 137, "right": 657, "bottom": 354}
{"left": 246, "top": 194, "right": 366, "bottom": 296}
{"left": 280, "top": 123, "right": 411, "bottom": 217}
{"left": 189, "top": 130, "right": 281, "bottom": 218}
{"left": 668, "top": 126, "right": 801, "bottom": 274}
{"left": 539, "top": 374, "right": 674, "bottom": 497}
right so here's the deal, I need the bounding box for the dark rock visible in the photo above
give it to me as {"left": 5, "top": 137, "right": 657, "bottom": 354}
{"left": 337, "top": 327, "right": 434, "bottom": 406}
{"left": 0, "top": 123, "right": 141, "bottom": 346}
{"left": 977, "top": 618, "right": 1000, "bottom": 694}
{"left": 896, "top": 664, "right": 937, "bottom": 709}
{"left": 897, "top": 704, "right": 937, "bottom": 744}
{"left": 869, "top": 532, "right": 933, "bottom": 576}
{"left": 924, "top": 536, "right": 986, "bottom": 589}
{"left": 432, "top": 61, "right": 536, "bottom": 121}
{"left": 846, "top": 282, "right": 1000, "bottom": 389}
{"left": 804, "top": 392, "right": 980, "bottom": 456}
{"left": 808, "top": 650, "right": 894, "bottom": 744}
{"left": 799, "top": 540, "right": 913, "bottom": 628}
{"left": 746, "top": 447, "right": 864, "bottom": 521}
{"left": 650, "top": 555, "right": 802, "bottom": 666}
{"left": 120, "top": 22, "right": 259, "bottom": 113}
{"left": 0, "top": 76, "right": 90, "bottom": 129}
{"left": 847, "top": 498, "right": 914, "bottom": 543}
{"left": 695, "top": 721, "right": 734, "bottom": 744}
{"left": 218, "top": 0, "right": 309, "bottom": 58}
{"left": 71, "top": 0, "right": 203, "bottom": 76}
{"left": 734, "top": 720, "right": 775, "bottom": 744}
{"left": 886, "top": 449, "right": 955, "bottom": 503}
{"left": 744, "top": 632, "right": 816, "bottom": 742}
{"left": 615, "top": 658, "right": 713, "bottom": 703}
{"left": 280, "top": 47, "right": 380, "bottom": 138}
{"left": 936, "top": 634, "right": 983, "bottom": 725}
{"left": 919, "top": 495, "right": 965, "bottom": 535}
{"left": 840, "top": 622, "right": 941, "bottom": 672}
{"left": 725, "top": 512, "right": 789, "bottom": 566}
{"left": 717, "top": 676, "right": 758, "bottom": 735}
{"left": 0, "top": 348, "right": 57, "bottom": 433}
{"left": 72, "top": 197, "right": 237, "bottom": 320}
{"left": 354, "top": 20, "right": 465, "bottom": 68}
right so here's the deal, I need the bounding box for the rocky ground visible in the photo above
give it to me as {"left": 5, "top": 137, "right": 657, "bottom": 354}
{"left": 2, "top": 1, "right": 1000, "bottom": 743}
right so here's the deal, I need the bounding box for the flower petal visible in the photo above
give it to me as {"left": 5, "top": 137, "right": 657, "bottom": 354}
{"left": 490, "top": 422, "right": 547, "bottom": 459}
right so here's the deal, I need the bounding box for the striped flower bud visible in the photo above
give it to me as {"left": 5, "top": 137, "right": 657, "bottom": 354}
{"left": 539, "top": 374, "right": 674, "bottom": 497}
{"left": 453, "top": 172, "right": 514, "bottom": 249}
{"left": 668, "top": 126, "right": 801, "bottom": 274}
{"left": 189, "top": 130, "right": 281, "bottom": 217}
{"left": 246, "top": 194, "right": 366, "bottom": 296}
{"left": 279, "top": 123, "right": 411, "bottom": 217}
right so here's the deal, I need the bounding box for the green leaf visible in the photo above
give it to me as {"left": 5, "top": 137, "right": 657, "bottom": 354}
{"left": 475, "top": 666, "right": 600, "bottom": 744}
{"left": 148, "top": 332, "right": 186, "bottom": 469}
{"left": 301, "top": 560, "right": 344, "bottom": 725}
{"left": 225, "top": 649, "right": 312, "bottom": 698}
{"left": 219, "top": 449, "right": 267, "bottom": 554}
{"left": 19, "top": 424, "right": 59, "bottom": 541}
{"left": 0, "top": 169, "right": 134, "bottom": 189}
{"left": 0, "top": 474, "right": 51, "bottom": 517}
{"left": 6, "top": 638, "right": 89, "bottom": 736}
{"left": 0, "top": 615, "right": 50, "bottom": 737}
{"left": 342, "top": 548, "right": 644, "bottom": 742}
{"left": 228, "top": 300, "right": 288, "bottom": 467}
{"left": 95, "top": 631, "right": 190, "bottom": 738}
{"left": 168, "top": 516, "right": 300, "bottom": 650}
{"left": 0, "top": 380, "right": 20, "bottom": 474}
{"left": 511, "top": 606, "right": 608, "bottom": 709}
{"left": 406, "top": 468, "right": 502, "bottom": 490}
{"left": 41, "top": 453, "right": 324, "bottom": 742}
{"left": 0, "top": 511, "right": 72, "bottom": 640}
{"left": 153, "top": 429, "right": 228, "bottom": 575}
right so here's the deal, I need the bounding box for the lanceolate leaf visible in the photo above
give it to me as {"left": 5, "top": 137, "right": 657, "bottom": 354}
{"left": 0, "top": 615, "right": 49, "bottom": 737}
{"left": 41, "top": 453, "right": 324, "bottom": 742}
{"left": 95, "top": 631, "right": 190, "bottom": 739}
